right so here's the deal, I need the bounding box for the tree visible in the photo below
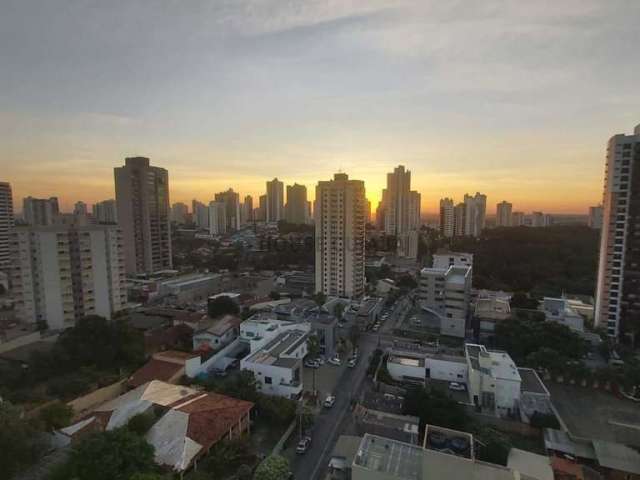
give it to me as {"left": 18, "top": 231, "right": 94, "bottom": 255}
{"left": 403, "top": 387, "right": 470, "bottom": 433}
{"left": 475, "top": 427, "right": 511, "bottom": 466}
{"left": 207, "top": 370, "right": 259, "bottom": 403}
{"left": 510, "top": 292, "right": 540, "bottom": 310}
{"left": 129, "top": 474, "right": 171, "bottom": 480}
{"left": 53, "top": 429, "right": 156, "bottom": 480}
{"left": 237, "top": 464, "right": 253, "bottom": 480}
{"left": 334, "top": 302, "right": 345, "bottom": 320}
{"left": 0, "top": 401, "right": 43, "bottom": 479}
{"left": 126, "top": 411, "right": 156, "bottom": 435}
{"left": 269, "top": 290, "right": 281, "bottom": 300}
{"left": 253, "top": 455, "right": 290, "bottom": 480}
{"left": 208, "top": 295, "right": 240, "bottom": 318}
{"left": 38, "top": 401, "right": 74, "bottom": 431}
{"left": 397, "top": 275, "right": 417, "bottom": 290}
{"left": 307, "top": 335, "right": 321, "bottom": 359}
{"left": 313, "top": 292, "right": 326, "bottom": 307}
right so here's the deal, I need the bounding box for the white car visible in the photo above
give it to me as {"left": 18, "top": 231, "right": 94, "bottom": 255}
{"left": 329, "top": 356, "right": 341, "bottom": 366}
{"left": 304, "top": 359, "right": 320, "bottom": 369}
{"left": 296, "top": 436, "right": 312, "bottom": 454}
{"left": 316, "top": 356, "right": 326, "bottom": 365}
{"left": 448, "top": 382, "right": 466, "bottom": 391}
{"left": 324, "top": 395, "right": 336, "bottom": 408}
{"left": 347, "top": 358, "right": 357, "bottom": 368}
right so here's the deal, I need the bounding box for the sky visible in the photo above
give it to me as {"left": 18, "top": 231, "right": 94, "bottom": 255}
{"left": 1, "top": 0, "right": 639, "bottom": 215}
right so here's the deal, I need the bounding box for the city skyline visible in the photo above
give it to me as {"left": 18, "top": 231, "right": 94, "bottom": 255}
{"left": 3, "top": 1, "right": 640, "bottom": 213}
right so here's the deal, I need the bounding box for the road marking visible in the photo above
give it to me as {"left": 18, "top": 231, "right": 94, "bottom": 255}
{"left": 609, "top": 420, "right": 640, "bottom": 430}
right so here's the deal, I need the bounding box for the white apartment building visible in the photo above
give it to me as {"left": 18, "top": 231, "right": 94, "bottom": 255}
{"left": 23, "top": 196, "right": 59, "bottom": 226}
{"left": 214, "top": 188, "right": 241, "bottom": 231}
{"left": 408, "top": 191, "right": 421, "bottom": 230}
{"left": 463, "top": 192, "right": 487, "bottom": 237}
{"left": 266, "top": 178, "right": 284, "bottom": 222}
{"left": 542, "top": 297, "right": 584, "bottom": 332}
{"left": 512, "top": 211, "right": 525, "bottom": 226}
{"left": 595, "top": 123, "right": 640, "bottom": 338}
{"left": 315, "top": 173, "right": 366, "bottom": 298}
{"left": 0, "top": 182, "right": 14, "bottom": 270}
{"left": 239, "top": 315, "right": 310, "bottom": 398}
{"left": 496, "top": 201, "right": 513, "bottom": 227}
{"left": 192, "top": 200, "right": 209, "bottom": 230}
{"left": 439, "top": 198, "right": 454, "bottom": 238}
{"left": 418, "top": 253, "right": 473, "bottom": 338}
{"left": 93, "top": 199, "right": 118, "bottom": 224}
{"left": 383, "top": 166, "right": 420, "bottom": 258}
{"left": 114, "top": 156, "right": 172, "bottom": 275}
{"left": 170, "top": 202, "right": 188, "bottom": 224}
{"left": 588, "top": 205, "right": 603, "bottom": 229}
{"left": 208, "top": 201, "right": 227, "bottom": 235}
{"left": 530, "top": 211, "right": 551, "bottom": 227}
{"left": 10, "top": 224, "right": 126, "bottom": 330}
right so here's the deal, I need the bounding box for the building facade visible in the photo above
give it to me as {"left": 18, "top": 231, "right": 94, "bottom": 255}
{"left": 214, "top": 188, "right": 241, "bottom": 231}
{"left": 114, "top": 157, "right": 172, "bottom": 275}
{"left": 439, "top": 198, "right": 454, "bottom": 238}
{"left": 496, "top": 201, "right": 513, "bottom": 227}
{"left": 595, "top": 123, "right": 640, "bottom": 338}
{"left": 23, "top": 196, "right": 59, "bottom": 226}
{"left": 285, "top": 183, "right": 308, "bottom": 224}
{"left": 243, "top": 195, "right": 253, "bottom": 224}
{"left": 266, "top": 178, "right": 284, "bottom": 223}
{"left": 10, "top": 224, "right": 126, "bottom": 330}
{"left": 512, "top": 211, "right": 525, "bottom": 226}
{"left": 0, "top": 182, "right": 14, "bottom": 270}
{"left": 208, "top": 201, "right": 227, "bottom": 235}
{"left": 93, "top": 199, "right": 118, "bottom": 224}
{"left": 588, "top": 205, "right": 603, "bottom": 229}
{"left": 170, "top": 202, "right": 188, "bottom": 224}
{"left": 463, "top": 192, "right": 486, "bottom": 237}
{"left": 315, "top": 173, "right": 366, "bottom": 298}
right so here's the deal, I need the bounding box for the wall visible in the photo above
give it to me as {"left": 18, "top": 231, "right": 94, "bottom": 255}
{"left": 67, "top": 379, "right": 128, "bottom": 419}
{"left": 195, "top": 338, "right": 242, "bottom": 376}
{"left": 426, "top": 357, "right": 468, "bottom": 382}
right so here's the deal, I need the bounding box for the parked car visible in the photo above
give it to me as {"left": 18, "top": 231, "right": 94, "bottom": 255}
{"left": 348, "top": 358, "right": 357, "bottom": 368}
{"left": 324, "top": 394, "right": 336, "bottom": 408}
{"left": 316, "top": 356, "right": 326, "bottom": 365}
{"left": 448, "top": 382, "right": 466, "bottom": 391}
{"left": 304, "top": 359, "right": 320, "bottom": 369}
{"left": 372, "top": 325, "right": 380, "bottom": 332}
{"left": 329, "top": 356, "right": 341, "bottom": 366}
{"left": 296, "top": 436, "right": 312, "bottom": 454}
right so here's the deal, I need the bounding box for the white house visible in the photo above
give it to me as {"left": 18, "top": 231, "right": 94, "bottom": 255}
{"left": 192, "top": 315, "right": 241, "bottom": 352}
{"left": 541, "top": 297, "right": 585, "bottom": 332}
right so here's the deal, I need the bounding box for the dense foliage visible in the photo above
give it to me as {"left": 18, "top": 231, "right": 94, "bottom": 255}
{"left": 0, "top": 401, "right": 43, "bottom": 479}
{"left": 253, "top": 455, "right": 290, "bottom": 480}
{"left": 451, "top": 226, "right": 599, "bottom": 296}
{"left": 207, "top": 295, "right": 240, "bottom": 318}
{"left": 38, "top": 401, "right": 74, "bottom": 431}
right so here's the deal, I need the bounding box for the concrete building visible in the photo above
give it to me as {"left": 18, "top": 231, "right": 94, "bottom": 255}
{"left": 114, "top": 156, "right": 172, "bottom": 275}
{"left": 192, "top": 200, "right": 209, "bottom": 230}
{"left": 593, "top": 130, "right": 640, "bottom": 337}
{"left": 0, "top": 182, "right": 14, "bottom": 270}
{"left": 192, "top": 315, "right": 241, "bottom": 352}
{"left": 214, "top": 188, "right": 241, "bottom": 231}
{"left": 239, "top": 316, "right": 310, "bottom": 398}
{"left": 10, "top": 224, "right": 126, "bottom": 330}
{"left": 208, "top": 201, "right": 227, "bottom": 235}
{"left": 170, "top": 202, "right": 188, "bottom": 224}
{"left": 23, "top": 196, "right": 59, "bottom": 226}
{"left": 542, "top": 297, "right": 584, "bottom": 332}
{"left": 383, "top": 166, "right": 420, "bottom": 258}
{"left": 418, "top": 252, "right": 473, "bottom": 338}
{"left": 266, "top": 178, "right": 284, "bottom": 223}
{"left": 408, "top": 190, "right": 421, "bottom": 230}
{"left": 439, "top": 198, "right": 454, "bottom": 238}
{"left": 315, "top": 173, "right": 366, "bottom": 298}
{"left": 73, "top": 201, "right": 88, "bottom": 216}
{"left": 93, "top": 199, "right": 118, "bottom": 224}
{"left": 153, "top": 272, "right": 224, "bottom": 304}
{"left": 474, "top": 290, "right": 511, "bottom": 340}
{"left": 463, "top": 192, "right": 487, "bottom": 237}
{"left": 530, "top": 211, "right": 551, "bottom": 227}
{"left": 285, "top": 183, "right": 308, "bottom": 224}
{"left": 243, "top": 195, "right": 253, "bottom": 224}
{"left": 453, "top": 202, "right": 466, "bottom": 236}
{"left": 255, "top": 194, "right": 267, "bottom": 222}
{"left": 588, "top": 205, "right": 603, "bottom": 229}
{"left": 496, "top": 201, "right": 513, "bottom": 227}
{"left": 512, "top": 211, "right": 525, "bottom": 226}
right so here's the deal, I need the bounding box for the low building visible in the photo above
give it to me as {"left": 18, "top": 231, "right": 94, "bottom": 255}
{"left": 154, "top": 273, "right": 224, "bottom": 304}
{"left": 274, "top": 298, "right": 338, "bottom": 356}
{"left": 387, "top": 348, "right": 468, "bottom": 385}
{"left": 376, "top": 278, "right": 397, "bottom": 296}
{"left": 192, "top": 315, "right": 241, "bottom": 352}
{"left": 474, "top": 290, "right": 511, "bottom": 341}
{"left": 328, "top": 435, "right": 362, "bottom": 480}
{"left": 542, "top": 297, "right": 585, "bottom": 332}
{"left": 355, "top": 297, "right": 384, "bottom": 330}
{"left": 354, "top": 405, "right": 420, "bottom": 445}
{"left": 507, "top": 448, "right": 554, "bottom": 480}
{"left": 518, "top": 368, "right": 553, "bottom": 424}
{"left": 128, "top": 350, "right": 201, "bottom": 388}
{"left": 60, "top": 381, "right": 252, "bottom": 473}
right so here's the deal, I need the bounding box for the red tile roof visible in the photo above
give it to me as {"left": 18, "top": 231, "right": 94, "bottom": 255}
{"left": 128, "top": 359, "right": 184, "bottom": 388}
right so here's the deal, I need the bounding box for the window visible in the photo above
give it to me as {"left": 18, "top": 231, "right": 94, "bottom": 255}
{"left": 265, "top": 376, "right": 272, "bottom": 384}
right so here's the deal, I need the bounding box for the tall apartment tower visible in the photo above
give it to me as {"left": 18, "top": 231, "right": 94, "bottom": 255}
{"left": 243, "top": 195, "right": 254, "bottom": 224}
{"left": 408, "top": 191, "right": 421, "bottom": 230}
{"left": 439, "top": 198, "right": 455, "bottom": 238}
{"left": 192, "top": 200, "right": 209, "bottom": 230}
{"left": 93, "top": 199, "right": 118, "bottom": 224}
{"left": 73, "top": 201, "right": 88, "bottom": 216}
{"left": 114, "top": 156, "right": 172, "bottom": 275}
{"left": 170, "top": 202, "right": 188, "bottom": 224}
{"left": 10, "top": 224, "right": 126, "bottom": 330}
{"left": 512, "top": 211, "right": 525, "bottom": 226}
{"left": 453, "top": 203, "right": 466, "bottom": 236}
{"left": 208, "top": 201, "right": 227, "bottom": 235}
{"left": 496, "top": 201, "right": 513, "bottom": 227}
{"left": 266, "top": 178, "right": 284, "bottom": 223}
{"left": 214, "top": 188, "right": 241, "bottom": 231}
{"left": 384, "top": 165, "right": 411, "bottom": 236}
{"left": 285, "top": 183, "right": 308, "bottom": 224}
{"left": 375, "top": 190, "right": 388, "bottom": 230}
{"left": 23, "top": 196, "right": 59, "bottom": 226}
{"left": 463, "top": 192, "right": 487, "bottom": 237}
{"left": 588, "top": 205, "right": 604, "bottom": 229}
{"left": 595, "top": 123, "right": 640, "bottom": 339}
{"left": 315, "top": 173, "right": 366, "bottom": 298}
{"left": 0, "top": 182, "right": 14, "bottom": 269}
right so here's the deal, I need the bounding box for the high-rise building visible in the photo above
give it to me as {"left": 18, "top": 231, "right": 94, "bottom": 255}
{"left": 595, "top": 123, "right": 640, "bottom": 338}
{"left": 453, "top": 203, "right": 466, "bottom": 237}
{"left": 375, "top": 190, "right": 388, "bottom": 230}
{"left": 285, "top": 183, "right": 308, "bottom": 224}
{"left": 512, "top": 211, "right": 525, "bottom": 226}
{"left": 439, "top": 198, "right": 455, "bottom": 238}
{"left": 384, "top": 165, "right": 411, "bottom": 236}
{"left": 530, "top": 211, "right": 550, "bottom": 227}
{"left": 10, "top": 224, "right": 126, "bottom": 330}
{"left": 214, "top": 188, "right": 241, "bottom": 231}
{"left": 208, "top": 201, "right": 227, "bottom": 235}
{"left": 588, "top": 205, "right": 603, "bottom": 229}
{"left": 192, "top": 200, "right": 209, "bottom": 230}
{"left": 408, "top": 191, "right": 421, "bottom": 230}
{"left": 496, "top": 201, "right": 513, "bottom": 227}
{"left": 23, "top": 196, "right": 59, "bottom": 226}
{"left": 243, "top": 195, "right": 253, "bottom": 224}
{"left": 0, "top": 182, "right": 14, "bottom": 269}
{"left": 170, "top": 202, "right": 188, "bottom": 224}
{"left": 114, "top": 156, "right": 172, "bottom": 275}
{"left": 93, "top": 199, "right": 118, "bottom": 224}
{"left": 365, "top": 200, "right": 371, "bottom": 224}
{"left": 73, "top": 201, "right": 88, "bottom": 216}
{"left": 315, "top": 173, "right": 366, "bottom": 298}
{"left": 463, "top": 192, "right": 487, "bottom": 237}
{"left": 266, "top": 178, "right": 284, "bottom": 223}
{"left": 255, "top": 194, "right": 267, "bottom": 222}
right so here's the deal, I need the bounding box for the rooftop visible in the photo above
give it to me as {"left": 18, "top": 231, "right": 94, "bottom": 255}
{"left": 128, "top": 359, "right": 184, "bottom": 388}
{"left": 196, "top": 315, "right": 241, "bottom": 336}
{"left": 592, "top": 440, "right": 640, "bottom": 475}
{"left": 507, "top": 448, "right": 554, "bottom": 480}
{"left": 518, "top": 368, "right": 549, "bottom": 395}
{"left": 354, "top": 434, "right": 423, "bottom": 480}
{"left": 245, "top": 329, "right": 307, "bottom": 366}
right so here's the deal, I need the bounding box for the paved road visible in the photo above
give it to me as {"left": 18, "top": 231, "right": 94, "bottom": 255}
{"left": 291, "top": 337, "right": 377, "bottom": 480}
